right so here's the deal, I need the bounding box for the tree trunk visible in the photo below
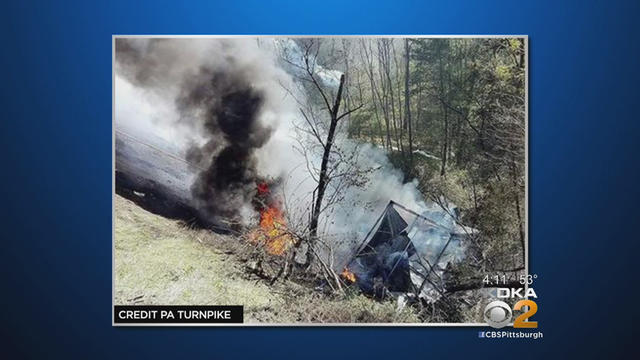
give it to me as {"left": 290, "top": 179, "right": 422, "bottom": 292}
{"left": 440, "top": 106, "right": 448, "bottom": 176}
{"left": 376, "top": 43, "right": 393, "bottom": 151}
{"left": 510, "top": 159, "right": 525, "bottom": 265}
{"left": 342, "top": 41, "right": 351, "bottom": 131}
{"left": 439, "top": 47, "right": 448, "bottom": 177}
{"left": 382, "top": 41, "right": 403, "bottom": 156}
{"left": 309, "top": 74, "right": 346, "bottom": 239}
{"left": 361, "top": 40, "right": 386, "bottom": 147}
{"left": 404, "top": 39, "right": 414, "bottom": 177}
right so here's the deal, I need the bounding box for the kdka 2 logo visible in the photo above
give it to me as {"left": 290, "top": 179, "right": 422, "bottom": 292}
{"left": 483, "top": 274, "right": 539, "bottom": 329}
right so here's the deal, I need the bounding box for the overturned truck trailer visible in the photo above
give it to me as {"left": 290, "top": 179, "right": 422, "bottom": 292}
{"left": 345, "top": 201, "right": 477, "bottom": 302}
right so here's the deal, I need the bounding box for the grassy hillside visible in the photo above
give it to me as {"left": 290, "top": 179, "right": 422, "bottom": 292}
{"left": 114, "top": 195, "right": 420, "bottom": 323}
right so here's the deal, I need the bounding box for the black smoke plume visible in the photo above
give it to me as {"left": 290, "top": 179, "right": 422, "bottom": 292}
{"left": 115, "top": 38, "right": 274, "bottom": 224}
{"left": 179, "top": 69, "right": 272, "bottom": 222}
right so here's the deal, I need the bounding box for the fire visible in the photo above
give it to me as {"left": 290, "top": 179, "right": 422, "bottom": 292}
{"left": 250, "top": 205, "right": 295, "bottom": 256}
{"left": 256, "top": 181, "right": 270, "bottom": 196}
{"left": 341, "top": 268, "right": 356, "bottom": 283}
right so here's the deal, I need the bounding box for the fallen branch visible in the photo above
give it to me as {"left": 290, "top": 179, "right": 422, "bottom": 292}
{"left": 308, "top": 245, "right": 343, "bottom": 293}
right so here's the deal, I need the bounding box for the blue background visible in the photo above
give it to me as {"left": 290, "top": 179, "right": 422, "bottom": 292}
{"left": 1, "top": 0, "right": 638, "bottom": 358}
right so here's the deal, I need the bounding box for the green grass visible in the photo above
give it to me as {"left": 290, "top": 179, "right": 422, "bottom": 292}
{"left": 115, "top": 195, "right": 287, "bottom": 322}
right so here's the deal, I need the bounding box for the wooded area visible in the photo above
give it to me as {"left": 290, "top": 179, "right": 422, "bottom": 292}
{"left": 287, "top": 38, "right": 526, "bottom": 288}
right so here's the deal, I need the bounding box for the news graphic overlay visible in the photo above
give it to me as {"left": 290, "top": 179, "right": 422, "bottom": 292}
{"left": 114, "top": 306, "right": 243, "bottom": 324}
{"left": 477, "top": 274, "right": 543, "bottom": 339}
{"left": 113, "top": 36, "right": 527, "bottom": 325}
{"left": 484, "top": 300, "right": 512, "bottom": 328}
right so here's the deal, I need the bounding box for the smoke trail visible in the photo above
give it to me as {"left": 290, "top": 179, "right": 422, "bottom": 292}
{"left": 178, "top": 68, "right": 272, "bottom": 221}
{"left": 115, "top": 38, "right": 290, "bottom": 224}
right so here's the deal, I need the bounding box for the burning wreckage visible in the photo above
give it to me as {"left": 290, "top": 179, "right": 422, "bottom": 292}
{"left": 116, "top": 138, "right": 475, "bottom": 304}
{"left": 342, "top": 201, "right": 476, "bottom": 302}
{"left": 115, "top": 37, "right": 479, "bottom": 305}
{"left": 212, "top": 175, "right": 476, "bottom": 303}
{"left": 246, "top": 178, "right": 476, "bottom": 303}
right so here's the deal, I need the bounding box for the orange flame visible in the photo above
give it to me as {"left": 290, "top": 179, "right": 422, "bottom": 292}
{"left": 250, "top": 205, "right": 295, "bottom": 256}
{"left": 341, "top": 268, "right": 356, "bottom": 283}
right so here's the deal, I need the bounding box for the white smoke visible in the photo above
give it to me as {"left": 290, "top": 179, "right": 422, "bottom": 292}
{"left": 115, "top": 37, "right": 455, "bottom": 260}
{"left": 116, "top": 38, "right": 296, "bottom": 148}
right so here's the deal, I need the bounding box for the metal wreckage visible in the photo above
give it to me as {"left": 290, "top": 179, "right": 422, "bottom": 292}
{"left": 343, "top": 200, "right": 477, "bottom": 302}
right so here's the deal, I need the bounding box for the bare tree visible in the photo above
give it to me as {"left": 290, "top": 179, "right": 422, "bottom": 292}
{"left": 302, "top": 64, "right": 363, "bottom": 241}
{"left": 279, "top": 40, "right": 365, "bottom": 265}
{"left": 404, "top": 39, "right": 414, "bottom": 176}
{"left": 360, "top": 39, "right": 389, "bottom": 149}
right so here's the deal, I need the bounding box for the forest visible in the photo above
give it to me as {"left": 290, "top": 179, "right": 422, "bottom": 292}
{"left": 279, "top": 37, "right": 526, "bottom": 291}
